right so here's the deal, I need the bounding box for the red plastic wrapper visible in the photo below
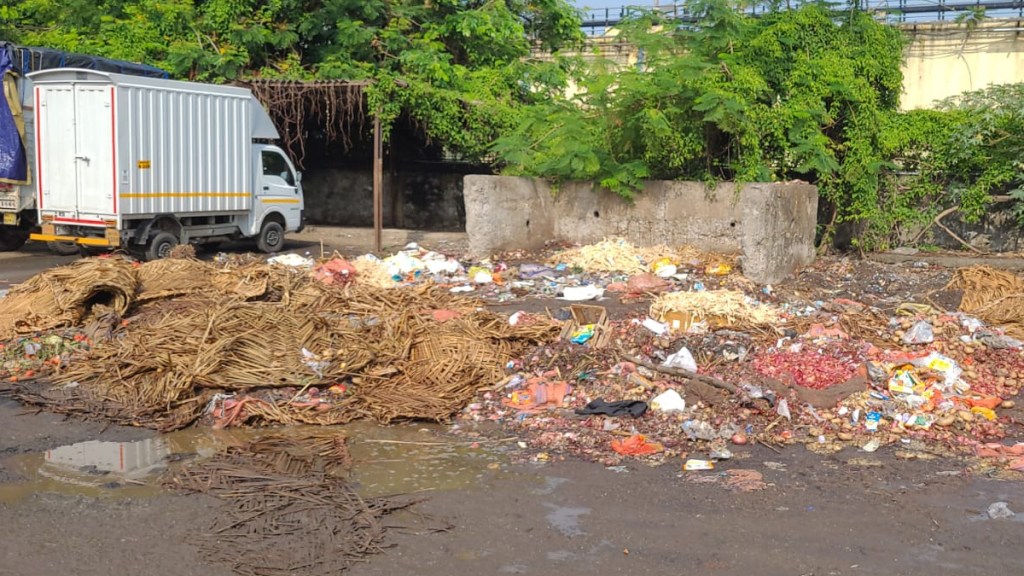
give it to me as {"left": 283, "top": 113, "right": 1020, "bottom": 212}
{"left": 610, "top": 434, "right": 664, "bottom": 456}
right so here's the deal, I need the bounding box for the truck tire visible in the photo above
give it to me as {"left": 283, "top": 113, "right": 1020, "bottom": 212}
{"left": 0, "top": 228, "right": 29, "bottom": 252}
{"left": 257, "top": 221, "right": 285, "bottom": 253}
{"left": 145, "top": 231, "right": 179, "bottom": 261}
{"left": 47, "top": 241, "right": 80, "bottom": 256}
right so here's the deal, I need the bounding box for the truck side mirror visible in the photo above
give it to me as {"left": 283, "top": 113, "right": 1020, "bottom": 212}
{"left": 295, "top": 171, "right": 303, "bottom": 183}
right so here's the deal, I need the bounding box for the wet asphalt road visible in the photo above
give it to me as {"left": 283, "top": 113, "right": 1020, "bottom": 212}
{"left": 0, "top": 244, "right": 77, "bottom": 288}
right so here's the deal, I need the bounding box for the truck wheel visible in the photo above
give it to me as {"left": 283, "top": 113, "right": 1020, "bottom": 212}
{"left": 0, "top": 228, "right": 28, "bottom": 252}
{"left": 146, "top": 231, "right": 179, "bottom": 261}
{"left": 257, "top": 221, "right": 285, "bottom": 253}
{"left": 47, "top": 241, "right": 80, "bottom": 256}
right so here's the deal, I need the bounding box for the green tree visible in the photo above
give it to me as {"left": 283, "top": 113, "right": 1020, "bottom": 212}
{"left": 494, "top": 1, "right": 906, "bottom": 246}
{"left": 3, "top": 0, "right": 584, "bottom": 162}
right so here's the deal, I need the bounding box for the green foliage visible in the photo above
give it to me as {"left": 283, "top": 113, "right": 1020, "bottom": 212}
{"left": 492, "top": 1, "right": 907, "bottom": 246}
{"left": 881, "top": 84, "right": 1024, "bottom": 233}
{"left": 3, "top": 0, "right": 584, "bottom": 163}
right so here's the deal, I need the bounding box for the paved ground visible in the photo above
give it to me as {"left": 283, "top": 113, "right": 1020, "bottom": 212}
{"left": 3, "top": 394, "right": 1024, "bottom": 576}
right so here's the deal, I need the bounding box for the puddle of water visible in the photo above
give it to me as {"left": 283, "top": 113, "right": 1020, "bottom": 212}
{"left": 543, "top": 502, "right": 591, "bottom": 537}
{"left": 532, "top": 476, "right": 568, "bottom": 496}
{"left": 0, "top": 437, "right": 171, "bottom": 504}
{"left": 0, "top": 422, "right": 512, "bottom": 503}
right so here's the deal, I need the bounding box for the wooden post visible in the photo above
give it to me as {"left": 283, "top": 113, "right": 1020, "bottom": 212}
{"left": 372, "top": 114, "right": 383, "bottom": 253}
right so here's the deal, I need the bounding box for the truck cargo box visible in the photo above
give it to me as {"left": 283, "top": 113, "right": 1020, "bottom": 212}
{"left": 29, "top": 68, "right": 279, "bottom": 227}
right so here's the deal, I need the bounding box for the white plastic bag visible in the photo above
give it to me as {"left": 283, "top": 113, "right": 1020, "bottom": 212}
{"left": 663, "top": 346, "right": 697, "bottom": 373}
{"left": 651, "top": 389, "right": 686, "bottom": 413}
{"left": 776, "top": 398, "right": 792, "bottom": 420}
{"left": 560, "top": 285, "right": 603, "bottom": 301}
{"left": 642, "top": 318, "right": 668, "bottom": 335}
{"left": 902, "top": 321, "right": 934, "bottom": 344}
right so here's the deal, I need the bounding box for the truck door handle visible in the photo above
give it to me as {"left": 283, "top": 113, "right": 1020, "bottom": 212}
{"left": 263, "top": 186, "right": 269, "bottom": 191}
{"left": 75, "top": 155, "right": 90, "bottom": 162}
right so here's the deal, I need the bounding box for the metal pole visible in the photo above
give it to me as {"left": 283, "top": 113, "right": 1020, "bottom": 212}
{"left": 373, "top": 114, "right": 382, "bottom": 254}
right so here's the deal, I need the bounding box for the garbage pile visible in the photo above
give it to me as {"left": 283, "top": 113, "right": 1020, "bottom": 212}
{"left": 1, "top": 255, "right": 560, "bottom": 431}
{"left": 6, "top": 240, "right": 1024, "bottom": 478}
{"left": 458, "top": 262, "right": 1024, "bottom": 475}
{"left": 321, "top": 237, "right": 744, "bottom": 303}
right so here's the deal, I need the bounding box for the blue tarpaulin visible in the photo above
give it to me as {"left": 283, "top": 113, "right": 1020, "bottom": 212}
{"left": 0, "top": 46, "right": 27, "bottom": 184}
{"left": 3, "top": 42, "right": 168, "bottom": 78}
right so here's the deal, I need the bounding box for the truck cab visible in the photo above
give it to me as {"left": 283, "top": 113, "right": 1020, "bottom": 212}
{"left": 252, "top": 146, "right": 305, "bottom": 243}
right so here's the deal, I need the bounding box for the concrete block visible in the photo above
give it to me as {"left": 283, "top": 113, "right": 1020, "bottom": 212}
{"left": 739, "top": 182, "right": 818, "bottom": 284}
{"left": 463, "top": 175, "right": 819, "bottom": 284}
{"left": 464, "top": 175, "right": 554, "bottom": 255}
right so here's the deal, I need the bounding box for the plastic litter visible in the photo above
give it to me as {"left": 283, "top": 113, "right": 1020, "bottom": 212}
{"left": 976, "top": 331, "right": 1024, "bottom": 350}
{"left": 988, "top": 502, "right": 1015, "bottom": 519}
{"left": 662, "top": 346, "right": 697, "bottom": 373}
{"left": 741, "top": 383, "right": 765, "bottom": 400}
{"left": 641, "top": 318, "right": 668, "bottom": 335}
{"left": 610, "top": 434, "right": 664, "bottom": 456}
{"left": 710, "top": 446, "right": 733, "bottom": 460}
{"left": 683, "top": 459, "right": 715, "bottom": 471}
{"left": 469, "top": 266, "right": 494, "bottom": 284}
{"left": 654, "top": 263, "right": 678, "bottom": 278}
{"left": 570, "top": 324, "right": 596, "bottom": 345}
{"left": 650, "top": 389, "right": 686, "bottom": 413}
{"left": 560, "top": 285, "right": 604, "bottom": 301}
{"left": 383, "top": 251, "right": 425, "bottom": 276}
{"left": 681, "top": 420, "right": 718, "bottom": 441}
{"left": 910, "top": 353, "right": 962, "bottom": 387}
{"left": 776, "top": 398, "right": 791, "bottom": 420}
{"left": 267, "top": 253, "right": 315, "bottom": 268}
{"left": 425, "top": 259, "right": 461, "bottom": 275}
{"left": 311, "top": 258, "right": 356, "bottom": 285}
{"left": 902, "top": 321, "right": 934, "bottom": 344}
{"left": 866, "top": 411, "right": 882, "bottom": 432}
{"left": 518, "top": 263, "right": 554, "bottom": 278}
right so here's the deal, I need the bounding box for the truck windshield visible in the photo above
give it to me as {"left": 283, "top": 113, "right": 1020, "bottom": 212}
{"left": 262, "top": 151, "right": 295, "bottom": 186}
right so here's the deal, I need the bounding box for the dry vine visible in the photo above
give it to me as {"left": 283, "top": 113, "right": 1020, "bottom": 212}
{"left": 244, "top": 80, "right": 369, "bottom": 169}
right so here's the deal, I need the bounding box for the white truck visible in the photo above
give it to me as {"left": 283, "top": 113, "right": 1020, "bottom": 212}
{"left": 28, "top": 68, "right": 305, "bottom": 259}
{"left": 0, "top": 42, "right": 170, "bottom": 253}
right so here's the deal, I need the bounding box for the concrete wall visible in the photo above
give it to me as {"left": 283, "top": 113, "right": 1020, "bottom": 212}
{"left": 464, "top": 175, "right": 818, "bottom": 284}
{"left": 301, "top": 169, "right": 465, "bottom": 231}
{"left": 901, "top": 206, "right": 1024, "bottom": 252}
{"left": 901, "top": 21, "right": 1024, "bottom": 109}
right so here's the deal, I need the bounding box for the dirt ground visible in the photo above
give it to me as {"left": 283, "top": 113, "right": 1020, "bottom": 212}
{"left": 3, "top": 239, "right": 1024, "bottom": 576}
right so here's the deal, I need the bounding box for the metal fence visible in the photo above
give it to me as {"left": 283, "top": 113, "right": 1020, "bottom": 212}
{"left": 580, "top": 1, "right": 1024, "bottom": 34}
